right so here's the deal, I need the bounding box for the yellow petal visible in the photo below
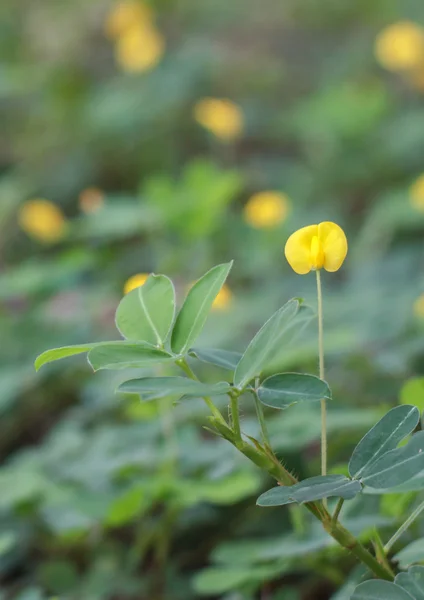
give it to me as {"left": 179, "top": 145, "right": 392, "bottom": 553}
{"left": 318, "top": 222, "right": 348, "bottom": 272}
{"left": 124, "top": 273, "right": 149, "bottom": 295}
{"left": 284, "top": 224, "right": 318, "bottom": 274}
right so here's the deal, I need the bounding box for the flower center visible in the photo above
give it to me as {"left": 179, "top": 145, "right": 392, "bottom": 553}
{"left": 310, "top": 235, "right": 324, "bottom": 270}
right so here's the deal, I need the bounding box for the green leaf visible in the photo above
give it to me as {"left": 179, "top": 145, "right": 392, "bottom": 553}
{"left": 171, "top": 262, "right": 233, "bottom": 354}
{"left": 106, "top": 486, "right": 145, "bottom": 527}
{"left": 117, "top": 376, "right": 230, "bottom": 400}
{"left": 87, "top": 342, "right": 174, "bottom": 370}
{"left": 257, "top": 475, "right": 361, "bottom": 507}
{"left": 394, "top": 540, "right": 424, "bottom": 569}
{"left": 35, "top": 344, "right": 99, "bottom": 371}
{"left": 234, "top": 299, "right": 311, "bottom": 390}
{"left": 115, "top": 274, "right": 175, "bottom": 345}
{"left": 349, "top": 405, "right": 420, "bottom": 479}
{"left": 351, "top": 580, "right": 413, "bottom": 600}
{"left": 258, "top": 372, "right": 331, "bottom": 410}
{"left": 189, "top": 347, "right": 242, "bottom": 371}
{"left": 395, "top": 566, "right": 424, "bottom": 599}
{"left": 361, "top": 431, "right": 424, "bottom": 489}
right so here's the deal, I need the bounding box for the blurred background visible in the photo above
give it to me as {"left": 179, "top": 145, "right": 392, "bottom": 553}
{"left": 3, "top": 0, "right": 424, "bottom": 598}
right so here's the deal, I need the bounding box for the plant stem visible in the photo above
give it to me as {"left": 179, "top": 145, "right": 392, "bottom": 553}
{"left": 332, "top": 498, "right": 344, "bottom": 525}
{"left": 230, "top": 394, "right": 241, "bottom": 441}
{"left": 252, "top": 386, "right": 272, "bottom": 448}
{"left": 177, "top": 357, "right": 394, "bottom": 581}
{"left": 384, "top": 498, "right": 424, "bottom": 554}
{"left": 177, "top": 358, "right": 225, "bottom": 422}
{"left": 316, "top": 269, "right": 327, "bottom": 481}
{"left": 327, "top": 521, "right": 393, "bottom": 581}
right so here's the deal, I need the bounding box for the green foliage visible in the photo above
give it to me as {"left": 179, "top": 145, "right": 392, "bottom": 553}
{"left": 258, "top": 372, "right": 331, "bottom": 409}
{"left": 117, "top": 376, "right": 230, "bottom": 399}
{"left": 115, "top": 274, "right": 176, "bottom": 345}
{"left": 87, "top": 343, "right": 174, "bottom": 370}
{"left": 257, "top": 475, "right": 361, "bottom": 506}
{"left": 171, "top": 262, "right": 233, "bottom": 354}
{"left": 352, "top": 566, "right": 424, "bottom": 599}
{"left": 189, "top": 347, "right": 242, "bottom": 370}
{"left": 360, "top": 431, "right": 424, "bottom": 489}
{"left": 233, "top": 299, "right": 308, "bottom": 389}
{"left": 349, "top": 406, "right": 420, "bottom": 479}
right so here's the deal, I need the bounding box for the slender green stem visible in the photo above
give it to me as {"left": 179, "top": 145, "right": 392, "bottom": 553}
{"left": 252, "top": 386, "right": 272, "bottom": 448}
{"left": 230, "top": 394, "right": 241, "bottom": 441}
{"left": 332, "top": 498, "right": 344, "bottom": 525}
{"left": 384, "top": 498, "right": 424, "bottom": 554}
{"left": 316, "top": 269, "right": 327, "bottom": 480}
{"left": 177, "top": 358, "right": 225, "bottom": 422}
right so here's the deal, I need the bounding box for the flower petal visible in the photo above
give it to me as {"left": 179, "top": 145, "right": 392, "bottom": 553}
{"left": 318, "top": 222, "right": 348, "bottom": 272}
{"left": 284, "top": 224, "right": 318, "bottom": 274}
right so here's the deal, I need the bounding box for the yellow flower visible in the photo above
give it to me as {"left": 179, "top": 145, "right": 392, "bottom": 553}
{"left": 115, "top": 25, "right": 165, "bottom": 73}
{"left": 212, "top": 284, "right": 233, "bottom": 311}
{"left": 285, "top": 222, "right": 348, "bottom": 275}
{"left": 409, "top": 175, "right": 424, "bottom": 211}
{"left": 375, "top": 21, "right": 424, "bottom": 71}
{"left": 104, "top": 1, "right": 152, "bottom": 39}
{"left": 414, "top": 294, "right": 424, "bottom": 318}
{"left": 244, "top": 191, "right": 290, "bottom": 229}
{"left": 18, "top": 199, "right": 67, "bottom": 243}
{"left": 194, "top": 98, "right": 243, "bottom": 141}
{"left": 79, "top": 187, "right": 105, "bottom": 214}
{"left": 124, "top": 273, "right": 150, "bottom": 294}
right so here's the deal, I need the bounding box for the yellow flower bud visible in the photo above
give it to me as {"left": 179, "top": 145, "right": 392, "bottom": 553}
{"left": 244, "top": 191, "right": 290, "bottom": 229}
{"left": 18, "top": 199, "right": 67, "bottom": 243}
{"left": 123, "top": 273, "right": 149, "bottom": 294}
{"left": 194, "top": 98, "right": 243, "bottom": 141}
{"left": 375, "top": 21, "right": 424, "bottom": 71}
{"left": 285, "top": 222, "right": 348, "bottom": 275}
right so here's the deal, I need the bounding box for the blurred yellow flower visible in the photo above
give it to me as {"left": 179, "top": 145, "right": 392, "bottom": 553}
{"left": 115, "top": 25, "right": 165, "bottom": 73}
{"left": 124, "top": 273, "right": 149, "bottom": 294}
{"left": 375, "top": 21, "right": 424, "bottom": 71}
{"left": 212, "top": 284, "right": 233, "bottom": 311}
{"left": 194, "top": 98, "right": 243, "bottom": 141}
{"left": 285, "top": 222, "right": 348, "bottom": 275}
{"left": 105, "top": 1, "right": 152, "bottom": 39}
{"left": 409, "top": 175, "right": 424, "bottom": 211}
{"left": 244, "top": 191, "right": 290, "bottom": 229}
{"left": 414, "top": 294, "right": 424, "bottom": 318}
{"left": 18, "top": 199, "right": 67, "bottom": 243}
{"left": 79, "top": 187, "right": 105, "bottom": 214}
